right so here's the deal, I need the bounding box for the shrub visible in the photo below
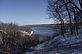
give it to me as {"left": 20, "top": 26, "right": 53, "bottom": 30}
{"left": 0, "top": 23, "right": 39, "bottom": 54}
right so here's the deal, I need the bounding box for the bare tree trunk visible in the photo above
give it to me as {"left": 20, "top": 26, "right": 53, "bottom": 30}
{"left": 73, "top": 11, "right": 79, "bottom": 35}
{"left": 61, "top": 19, "right": 64, "bottom": 36}
{"left": 81, "top": 0, "right": 82, "bottom": 10}
{"left": 57, "top": 11, "right": 64, "bottom": 36}
{"left": 79, "top": 0, "right": 82, "bottom": 11}
{"left": 62, "top": 19, "right": 65, "bottom": 36}
{"left": 60, "top": 17, "right": 64, "bottom": 36}
{"left": 64, "top": 4, "right": 73, "bottom": 34}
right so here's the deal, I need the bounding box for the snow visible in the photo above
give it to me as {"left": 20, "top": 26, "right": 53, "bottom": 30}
{"left": 25, "top": 27, "right": 82, "bottom": 54}
{"left": 20, "top": 30, "right": 33, "bottom": 36}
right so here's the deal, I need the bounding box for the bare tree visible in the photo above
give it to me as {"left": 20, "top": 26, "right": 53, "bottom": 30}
{"left": 47, "top": 0, "right": 65, "bottom": 36}
{"left": 47, "top": 0, "right": 82, "bottom": 35}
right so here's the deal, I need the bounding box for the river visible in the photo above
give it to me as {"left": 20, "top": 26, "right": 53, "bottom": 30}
{"left": 32, "top": 26, "right": 59, "bottom": 37}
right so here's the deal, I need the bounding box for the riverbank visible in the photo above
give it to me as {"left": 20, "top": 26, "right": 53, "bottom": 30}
{"left": 0, "top": 23, "right": 49, "bottom": 54}
{"left": 24, "top": 26, "right": 82, "bottom": 54}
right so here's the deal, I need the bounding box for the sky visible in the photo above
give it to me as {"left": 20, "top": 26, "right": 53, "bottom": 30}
{"left": 0, "top": 0, "right": 53, "bottom": 25}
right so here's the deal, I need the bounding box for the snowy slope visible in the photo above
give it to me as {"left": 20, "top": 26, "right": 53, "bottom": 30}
{"left": 25, "top": 27, "right": 82, "bottom": 54}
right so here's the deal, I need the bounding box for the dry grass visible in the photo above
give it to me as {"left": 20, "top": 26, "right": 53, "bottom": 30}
{"left": 0, "top": 23, "right": 40, "bottom": 54}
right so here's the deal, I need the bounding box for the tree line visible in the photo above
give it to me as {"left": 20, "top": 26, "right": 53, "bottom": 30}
{"left": 47, "top": 0, "right": 82, "bottom": 36}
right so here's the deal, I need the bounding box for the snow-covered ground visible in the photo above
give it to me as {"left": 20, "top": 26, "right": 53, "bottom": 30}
{"left": 25, "top": 27, "right": 82, "bottom": 54}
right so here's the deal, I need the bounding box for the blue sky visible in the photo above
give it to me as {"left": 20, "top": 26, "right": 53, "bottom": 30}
{"left": 0, "top": 0, "right": 53, "bottom": 25}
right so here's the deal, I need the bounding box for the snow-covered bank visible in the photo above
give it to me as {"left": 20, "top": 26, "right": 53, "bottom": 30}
{"left": 25, "top": 27, "right": 82, "bottom": 54}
